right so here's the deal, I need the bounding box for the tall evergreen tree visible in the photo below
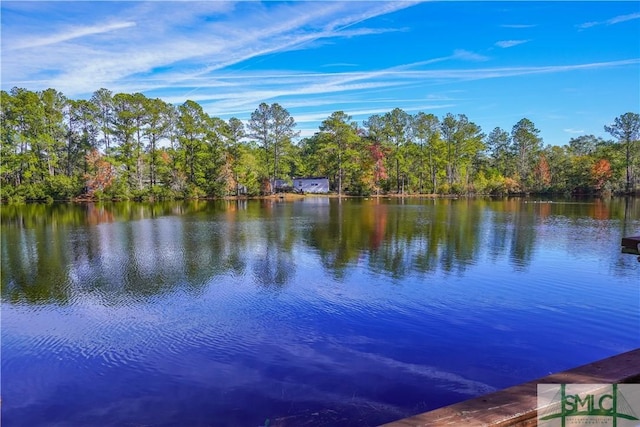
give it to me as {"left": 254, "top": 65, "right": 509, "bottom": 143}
{"left": 318, "top": 111, "right": 360, "bottom": 195}
{"left": 247, "top": 103, "right": 298, "bottom": 193}
{"left": 176, "top": 100, "right": 209, "bottom": 191}
{"left": 511, "top": 118, "right": 542, "bottom": 190}
{"left": 412, "top": 112, "right": 441, "bottom": 193}
{"left": 485, "top": 127, "right": 513, "bottom": 177}
{"left": 91, "top": 88, "right": 114, "bottom": 152}
{"left": 144, "top": 97, "right": 173, "bottom": 188}
{"left": 66, "top": 99, "right": 99, "bottom": 177}
{"left": 605, "top": 112, "right": 640, "bottom": 192}
{"left": 382, "top": 108, "right": 411, "bottom": 193}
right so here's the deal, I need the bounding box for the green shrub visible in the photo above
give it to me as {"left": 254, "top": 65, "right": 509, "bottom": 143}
{"left": 0, "top": 183, "right": 16, "bottom": 200}
{"left": 17, "top": 183, "right": 47, "bottom": 201}
{"left": 436, "top": 183, "right": 451, "bottom": 194}
{"left": 347, "top": 182, "right": 372, "bottom": 196}
{"left": 473, "top": 172, "right": 489, "bottom": 194}
{"left": 450, "top": 183, "right": 465, "bottom": 195}
{"left": 149, "top": 185, "right": 175, "bottom": 200}
{"left": 184, "top": 184, "right": 206, "bottom": 199}
{"left": 6, "top": 194, "right": 26, "bottom": 204}
{"left": 46, "top": 175, "right": 82, "bottom": 200}
{"left": 104, "top": 177, "right": 130, "bottom": 200}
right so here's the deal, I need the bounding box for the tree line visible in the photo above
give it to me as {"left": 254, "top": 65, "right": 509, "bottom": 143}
{"left": 1, "top": 87, "right": 639, "bottom": 202}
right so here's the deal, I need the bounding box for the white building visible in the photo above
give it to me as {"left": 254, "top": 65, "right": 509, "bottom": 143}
{"left": 292, "top": 177, "right": 330, "bottom": 194}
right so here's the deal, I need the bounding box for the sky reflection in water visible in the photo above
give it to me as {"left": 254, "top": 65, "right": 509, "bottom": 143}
{"left": 2, "top": 197, "right": 639, "bottom": 426}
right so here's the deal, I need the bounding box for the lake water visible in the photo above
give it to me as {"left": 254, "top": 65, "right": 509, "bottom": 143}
{"left": 2, "top": 197, "right": 639, "bottom": 426}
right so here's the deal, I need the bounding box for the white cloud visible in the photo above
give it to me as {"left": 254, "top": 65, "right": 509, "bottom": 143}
{"left": 563, "top": 128, "right": 585, "bottom": 134}
{"left": 452, "top": 49, "right": 490, "bottom": 62}
{"left": 495, "top": 40, "right": 530, "bottom": 49}
{"left": 2, "top": 0, "right": 637, "bottom": 146}
{"left": 102, "top": 57, "right": 639, "bottom": 123}
{"left": 322, "top": 63, "right": 359, "bottom": 68}
{"left": 578, "top": 21, "right": 599, "bottom": 30}
{"left": 177, "top": 48, "right": 489, "bottom": 114}
{"left": 578, "top": 12, "right": 640, "bottom": 29}
{"left": 402, "top": 59, "right": 640, "bottom": 81}
{"left": 608, "top": 12, "right": 640, "bottom": 25}
{"left": 1, "top": 1, "right": 420, "bottom": 97}
{"left": 321, "top": 1, "right": 421, "bottom": 32}
{"left": 13, "top": 21, "right": 137, "bottom": 50}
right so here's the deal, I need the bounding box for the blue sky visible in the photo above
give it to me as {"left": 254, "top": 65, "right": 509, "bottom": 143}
{"left": 2, "top": 1, "right": 639, "bottom": 145}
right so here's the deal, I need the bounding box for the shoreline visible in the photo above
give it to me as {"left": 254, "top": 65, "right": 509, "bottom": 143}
{"left": 6, "top": 191, "right": 637, "bottom": 204}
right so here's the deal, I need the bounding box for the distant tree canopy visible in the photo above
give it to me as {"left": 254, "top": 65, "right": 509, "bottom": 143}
{"left": 1, "top": 87, "right": 639, "bottom": 202}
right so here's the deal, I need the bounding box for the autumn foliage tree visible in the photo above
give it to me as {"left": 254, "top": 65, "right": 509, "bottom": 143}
{"left": 591, "top": 159, "right": 613, "bottom": 191}
{"left": 367, "top": 140, "right": 389, "bottom": 195}
{"left": 533, "top": 154, "right": 552, "bottom": 192}
{"left": 84, "top": 149, "right": 115, "bottom": 196}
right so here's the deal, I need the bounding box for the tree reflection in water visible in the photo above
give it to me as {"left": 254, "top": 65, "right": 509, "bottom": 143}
{"left": 1, "top": 197, "right": 638, "bottom": 305}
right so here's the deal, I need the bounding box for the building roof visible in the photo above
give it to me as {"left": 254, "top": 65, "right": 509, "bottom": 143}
{"left": 293, "top": 176, "right": 328, "bottom": 180}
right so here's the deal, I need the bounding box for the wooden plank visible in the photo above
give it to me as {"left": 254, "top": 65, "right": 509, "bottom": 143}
{"left": 622, "top": 235, "right": 640, "bottom": 248}
{"left": 622, "top": 236, "right": 640, "bottom": 255}
{"left": 382, "top": 348, "right": 640, "bottom": 427}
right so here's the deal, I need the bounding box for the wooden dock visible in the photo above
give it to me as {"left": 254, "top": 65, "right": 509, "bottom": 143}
{"left": 382, "top": 348, "right": 640, "bottom": 427}
{"left": 622, "top": 235, "right": 640, "bottom": 255}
